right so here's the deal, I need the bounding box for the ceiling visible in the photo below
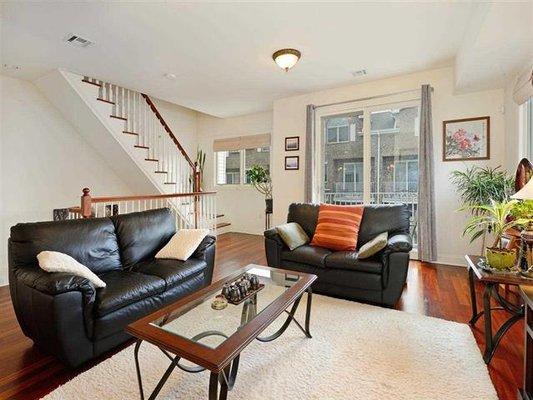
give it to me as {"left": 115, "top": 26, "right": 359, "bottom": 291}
{"left": 1, "top": 2, "right": 531, "bottom": 118}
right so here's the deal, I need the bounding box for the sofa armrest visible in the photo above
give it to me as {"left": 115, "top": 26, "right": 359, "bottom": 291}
{"left": 264, "top": 228, "right": 286, "bottom": 267}
{"left": 385, "top": 233, "right": 412, "bottom": 253}
{"left": 10, "top": 266, "right": 96, "bottom": 364}
{"left": 15, "top": 265, "right": 96, "bottom": 299}
{"left": 264, "top": 228, "right": 284, "bottom": 247}
{"left": 191, "top": 235, "right": 216, "bottom": 285}
{"left": 192, "top": 235, "right": 216, "bottom": 260}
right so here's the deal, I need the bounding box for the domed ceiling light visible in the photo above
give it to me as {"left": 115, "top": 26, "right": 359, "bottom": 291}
{"left": 272, "top": 48, "right": 301, "bottom": 72}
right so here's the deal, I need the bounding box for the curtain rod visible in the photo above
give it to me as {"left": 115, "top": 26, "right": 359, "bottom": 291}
{"left": 314, "top": 86, "right": 433, "bottom": 109}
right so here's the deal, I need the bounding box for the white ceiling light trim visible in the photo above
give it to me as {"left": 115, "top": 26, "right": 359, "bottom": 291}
{"left": 272, "top": 48, "right": 301, "bottom": 72}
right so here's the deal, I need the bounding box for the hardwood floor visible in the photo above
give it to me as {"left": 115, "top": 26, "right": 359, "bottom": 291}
{"left": 0, "top": 232, "right": 524, "bottom": 399}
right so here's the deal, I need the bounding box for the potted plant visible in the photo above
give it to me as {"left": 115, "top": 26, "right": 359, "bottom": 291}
{"left": 462, "top": 200, "right": 532, "bottom": 270}
{"left": 246, "top": 165, "right": 273, "bottom": 214}
{"left": 451, "top": 166, "right": 514, "bottom": 251}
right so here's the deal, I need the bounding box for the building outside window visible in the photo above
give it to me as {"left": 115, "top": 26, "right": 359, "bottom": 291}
{"left": 215, "top": 147, "right": 270, "bottom": 186}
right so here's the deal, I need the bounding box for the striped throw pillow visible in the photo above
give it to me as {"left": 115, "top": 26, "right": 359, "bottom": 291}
{"left": 310, "top": 204, "right": 364, "bottom": 251}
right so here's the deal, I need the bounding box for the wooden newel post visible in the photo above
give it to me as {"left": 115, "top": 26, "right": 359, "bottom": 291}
{"left": 81, "top": 187, "right": 92, "bottom": 218}
{"left": 193, "top": 163, "right": 201, "bottom": 228}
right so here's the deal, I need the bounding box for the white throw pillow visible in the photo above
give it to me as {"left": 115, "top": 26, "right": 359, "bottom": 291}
{"left": 156, "top": 229, "right": 209, "bottom": 261}
{"left": 37, "top": 251, "right": 106, "bottom": 288}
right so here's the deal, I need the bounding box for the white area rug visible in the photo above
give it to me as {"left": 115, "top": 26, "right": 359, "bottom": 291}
{"left": 43, "top": 294, "right": 497, "bottom": 400}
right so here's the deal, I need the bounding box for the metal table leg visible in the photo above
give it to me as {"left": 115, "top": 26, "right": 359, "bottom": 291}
{"left": 468, "top": 267, "right": 478, "bottom": 324}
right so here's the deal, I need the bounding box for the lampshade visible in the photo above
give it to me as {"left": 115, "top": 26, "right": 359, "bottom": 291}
{"left": 272, "top": 49, "right": 301, "bottom": 71}
{"left": 511, "top": 177, "right": 533, "bottom": 200}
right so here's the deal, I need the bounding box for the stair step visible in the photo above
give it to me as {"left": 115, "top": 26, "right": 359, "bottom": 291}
{"left": 81, "top": 79, "right": 102, "bottom": 87}
{"left": 123, "top": 131, "right": 139, "bottom": 136}
{"left": 134, "top": 145, "right": 149, "bottom": 149}
{"left": 216, "top": 214, "right": 225, "bottom": 218}
{"left": 154, "top": 170, "right": 167, "bottom": 174}
{"left": 110, "top": 115, "right": 127, "bottom": 121}
{"left": 97, "top": 98, "right": 115, "bottom": 105}
{"left": 145, "top": 158, "right": 158, "bottom": 162}
{"left": 216, "top": 222, "right": 231, "bottom": 229}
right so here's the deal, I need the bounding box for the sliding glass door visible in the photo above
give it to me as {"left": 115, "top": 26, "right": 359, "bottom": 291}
{"left": 319, "top": 101, "right": 420, "bottom": 245}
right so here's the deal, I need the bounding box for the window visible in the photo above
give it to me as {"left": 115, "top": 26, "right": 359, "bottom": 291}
{"left": 244, "top": 147, "right": 270, "bottom": 183}
{"left": 393, "top": 160, "right": 419, "bottom": 192}
{"left": 216, "top": 151, "right": 241, "bottom": 185}
{"left": 341, "top": 162, "right": 363, "bottom": 192}
{"left": 215, "top": 147, "right": 270, "bottom": 185}
{"left": 327, "top": 124, "right": 350, "bottom": 143}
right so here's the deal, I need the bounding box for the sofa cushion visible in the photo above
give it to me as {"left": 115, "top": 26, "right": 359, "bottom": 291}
{"left": 281, "top": 245, "right": 331, "bottom": 268}
{"left": 95, "top": 271, "right": 166, "bottom": 316}
{"left": 37, "top": 251, "right": 107, "bottom": 288}
{"left": 357, "top": 204, "right": 410, "bottom": 248}
{"left": 357, "top": 232, "right": 388, "bottom": 259}
{"left": 287, "top": 203, "right": 320, "bottom": 238}
{"left": 310, "top": 204, "right": 364, "bottom": 251}
{"left": 112, "top": 208, "right": 176, "bottom": 268}
{"left": 324, "top": 252, "right": 383, "bottom": 274}
{"left": 131, "top": 258, "right": 207, "bottom": 289}
{"left": 10, "top": 217, "right": 121, "bottom": 274}
{"left": 276, "top": 222, "right": 309, "bottom": 250}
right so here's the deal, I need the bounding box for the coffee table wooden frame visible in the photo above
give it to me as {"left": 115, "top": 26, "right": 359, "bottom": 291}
{"left": 126, "top": 265, "right": 317, "bottom": 400}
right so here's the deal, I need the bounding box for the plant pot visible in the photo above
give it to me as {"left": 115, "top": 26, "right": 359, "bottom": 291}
{"left": 485, "top": 247, "right": 516, "bottom": 270}
{"left": 265, "top": 198, "right": 273, "bottom": 214}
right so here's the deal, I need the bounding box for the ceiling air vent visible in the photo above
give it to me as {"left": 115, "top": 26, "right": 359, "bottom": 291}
{"left": 64, "top": 34, "right": 94, "bottom": 48}
{"left": 352, "top": 69, "right": 367, "bottom": 77}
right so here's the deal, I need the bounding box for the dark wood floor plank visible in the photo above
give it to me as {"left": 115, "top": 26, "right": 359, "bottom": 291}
{"left": 0, "top": 232, "right": 524, "bottom": 399}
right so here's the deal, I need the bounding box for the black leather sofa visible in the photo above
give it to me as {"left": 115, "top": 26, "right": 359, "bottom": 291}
{"left": 265, "top": 203, "right": 412, "bottom": 307}
{"left": 8, "top": 208, "right": 215, "bottom": 367}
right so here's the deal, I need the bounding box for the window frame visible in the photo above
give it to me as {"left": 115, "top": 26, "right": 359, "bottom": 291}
{"left": 215, "top": 146, "right": 271, "bottom": 187}
{"left": 326, "top": 124, "right": 351, "bottom": 144}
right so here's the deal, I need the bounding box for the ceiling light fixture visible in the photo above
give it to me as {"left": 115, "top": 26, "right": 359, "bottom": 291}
{"left": 164, "top": 73, "right": 177, "bottom": 80}
{"left": 272, "top": 48, "right": 301, "bottom": 72}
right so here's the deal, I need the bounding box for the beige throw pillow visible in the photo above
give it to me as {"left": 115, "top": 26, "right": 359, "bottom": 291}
{"left": 357, "top": 232, "right": 389, "bottom": 259}
{"left": 37, "top": 251, "right": 106, "bottom": 288}
{"left": 156, "top": 229, "right": 209, "bottom": 261}
{"left": 276, "top": 222, "right": 309, "bottom": 251}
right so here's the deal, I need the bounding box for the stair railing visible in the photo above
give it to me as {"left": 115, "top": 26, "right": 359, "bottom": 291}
{"left": 82, "top": 76, "right": 201, "bottom": 194}
{"left": 68, "top": 188, "right": 217, "bottom": 231}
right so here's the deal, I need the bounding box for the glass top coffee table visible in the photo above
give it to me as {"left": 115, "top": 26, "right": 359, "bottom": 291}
{"left": 126, "top": 264, "right": 316, "bottom": 400}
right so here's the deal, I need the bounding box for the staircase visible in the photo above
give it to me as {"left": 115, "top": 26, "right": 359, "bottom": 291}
{"left": 37, "top": 70, "right": 219, "bottom": 231}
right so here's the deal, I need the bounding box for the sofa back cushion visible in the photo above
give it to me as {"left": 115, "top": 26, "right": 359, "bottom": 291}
{"left": 357, "top": 204, "right": 410, "bottom": 248}
{"left": 287, "top": 203, "right": 319, "bottom": 238}
{"left": 112, "top": 208, "right": 175, "bottom": 268}
{"left": 9, "top": 218, "right": 121, "bottom": 274}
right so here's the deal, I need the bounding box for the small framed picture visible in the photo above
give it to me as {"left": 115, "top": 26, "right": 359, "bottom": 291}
{"left": 443, "top": 116, "right": 490, "bottom": 161}
{"left": 285, "top": 156, "right": 299, "bottom": 170}
{"left": 285, "top": 136, "right": 300, "bottom": 151}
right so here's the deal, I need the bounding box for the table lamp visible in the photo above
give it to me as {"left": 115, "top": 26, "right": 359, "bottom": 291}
{"left": 511, "top": 177, "right": 533, "bottom": 275}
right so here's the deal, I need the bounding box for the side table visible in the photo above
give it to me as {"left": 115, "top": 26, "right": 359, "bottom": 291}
{"left": 466, "top": 255, "right": 532, "bottom": 364}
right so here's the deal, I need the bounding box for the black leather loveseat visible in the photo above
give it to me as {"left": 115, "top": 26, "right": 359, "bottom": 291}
{"left": 8, "top": 208, "right": 215, "bottom": 367}
{"left": 265, "top": 203, "right": 412, "bottom": 307}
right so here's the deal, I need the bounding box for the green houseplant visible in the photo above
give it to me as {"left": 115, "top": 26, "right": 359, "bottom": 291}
{"left": 462, "top": 200, "right": 532, "bottom": 269}
{"left": 451, "top": 166, "right": 515, "bottom": 251}
{"left": 189, "top": 148, "right": 206, "bottom": 190}
{"left": 246, "top": 165, "right": 273, "bottom": 214}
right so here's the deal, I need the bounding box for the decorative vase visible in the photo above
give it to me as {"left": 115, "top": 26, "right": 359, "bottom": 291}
{"left": 265, "top": 198, "right": 273, "bottom": 214}
{"left": 485, "top": 247, "right": 517, "bottom": 270}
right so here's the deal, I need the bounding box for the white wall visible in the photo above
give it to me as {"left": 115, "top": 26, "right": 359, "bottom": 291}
{"left": 504, "top": 73, "right": 528, "bottom": 172}
{"left": 0, "top": 75, "right": 136, "bottom": 285}
{"left": 197, "top": 111, "right": 272, "bottom": 234}
{"left": 272, "top": 67, "right": 508, "bottom": 266}
{"left": 152, "top": 98, "right": 198, "bottom": 156}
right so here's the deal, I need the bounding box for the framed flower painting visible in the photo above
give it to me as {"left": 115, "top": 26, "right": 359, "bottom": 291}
{"left": 442, "top": 116, "right": 490, "bottom": 161}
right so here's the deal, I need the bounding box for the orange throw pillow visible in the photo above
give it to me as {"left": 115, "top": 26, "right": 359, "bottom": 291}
{"left": 310, "top": 204, "right": 364, "bottom": 251}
